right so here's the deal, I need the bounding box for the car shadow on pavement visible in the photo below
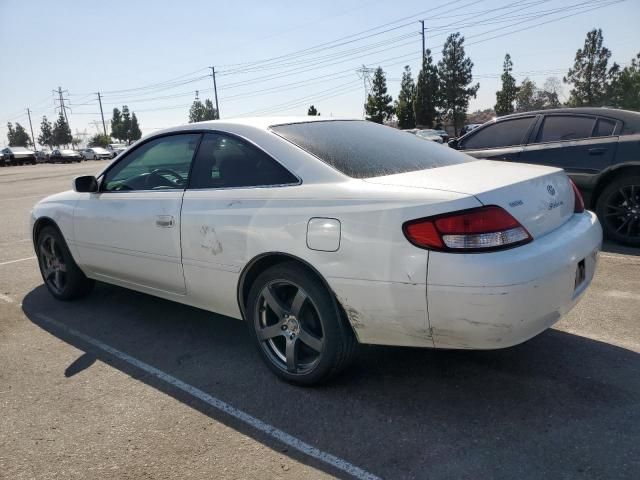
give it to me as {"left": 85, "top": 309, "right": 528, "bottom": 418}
{"left": 602, "top": 240, "right": 640, "bottom": 256}
{"left": 23, "top": 283, "right": 640, "bottom": 480}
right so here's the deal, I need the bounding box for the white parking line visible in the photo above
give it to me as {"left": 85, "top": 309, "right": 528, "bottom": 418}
{"left": 0, "top": 256, "right": 36, "bottom": 266}
{"left": 34, "top": 313, "right": 380, "bottom": 480}
{"left": 604, "top": 290, "right": 640, "bottom": 302}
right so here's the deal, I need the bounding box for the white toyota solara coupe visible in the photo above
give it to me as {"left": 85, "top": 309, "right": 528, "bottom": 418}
{"left": 31, "top": 118, "right": 602, "bottom": 384}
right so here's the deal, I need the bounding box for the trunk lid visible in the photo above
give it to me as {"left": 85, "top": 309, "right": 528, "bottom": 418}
{"left": 364, "top": 159, "right": 574, "bottom": 238}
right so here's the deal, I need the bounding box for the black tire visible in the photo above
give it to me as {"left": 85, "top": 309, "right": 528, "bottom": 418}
{"left": 596, "top": 175, "right": 640, "bottom": 247}
{"left": 246, "top": 262, "right": 357, "bottom": 386}
{"left": 36, "top": 225, "right": 95, "bottom": 300}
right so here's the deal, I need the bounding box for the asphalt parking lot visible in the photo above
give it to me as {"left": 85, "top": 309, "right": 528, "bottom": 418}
{"left": 1, "top": 162, "right": 639, "bottom": 479}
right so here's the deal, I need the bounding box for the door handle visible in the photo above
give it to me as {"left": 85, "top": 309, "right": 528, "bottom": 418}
{"left": 588, "top": 147, "right": 607, "bottom": 155}
{"left": 155, "top": 215, "right": 175, "bottom": 228}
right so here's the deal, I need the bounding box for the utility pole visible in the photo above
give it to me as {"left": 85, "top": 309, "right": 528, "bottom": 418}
{"left": 96, "top": 92, "right": 107, "bottom": 136}
{"left": 420, "top": 20, "right": 425, "bottom": 60}
{"left": 26, "top": 108, "right": 36, "bottom": 150}
{"left": 210, "top": 66, "right": 220, "bottom": 119}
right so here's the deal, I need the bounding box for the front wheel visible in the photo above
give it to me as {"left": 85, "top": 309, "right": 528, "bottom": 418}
{"left": 36, "top": 225, "right": 95, "bottom": 300}
{"left": 246, "top": 262, "right": 357, "bottom": 386}
{"left": 596, "top": 175, "right": 640, "bottom": 247}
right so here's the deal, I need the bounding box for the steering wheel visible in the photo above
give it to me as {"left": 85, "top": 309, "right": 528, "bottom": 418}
{"left": 144, "top": 168, "right": 185, "bottom": 188}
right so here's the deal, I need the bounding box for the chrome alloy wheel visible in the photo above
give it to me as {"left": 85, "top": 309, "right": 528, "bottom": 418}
{"left": 603, "top": 184, "right": 640, "bottom": 240}
{"left": 38, "top": 234, "right": 67, "bottom": 295}
{"left": 255, "top": 280, "right": 324, "bottom": 374}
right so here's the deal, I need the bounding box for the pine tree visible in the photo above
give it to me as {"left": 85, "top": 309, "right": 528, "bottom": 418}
{"left": 494, "top": 54, "right": 517, "bottom": 116}
{"left": 38, "top": 116, "right": 54, "bottom": 148}
{"left": 608, "top": 52, "right": 640, "bottom": 110}
{"left": 189, "top": 97, "right": 205, "bottom": 123}
{"left": 203, "top": 99, "right": 217, "bottom": 120}
{"left": 130, "top": 113, "right": 142, "bottom": 142}
{"left": 395, "top": 66, "right": 416, "bottom": 129}
{"left": 52, "top": 112, "right": 72, "bottom": 147}
{"left": 413, "top": 49, "right": 439, "bottom": 128}
{"left": 437, "top": 33, "right": 479, "bottom": 136}
{"left": 564, "top": 29, "right": 615, "bottom": 106}
{"left": 307, "top": 105, "right": 319, "bottom": 116}
{"left": 111, "top": 108, "right": 123, "bottom": 141}
{"left": 121, "top": 106, "right": 131, "bottom": 143}
{"left": 365, "top": 67, "right": 394, "bottom": 124}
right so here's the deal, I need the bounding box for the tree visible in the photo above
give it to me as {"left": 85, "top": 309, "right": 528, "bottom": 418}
{"left": 52, "top": 112, "right": 72, "bottom": 147}
{"left": 494, "top": 54, "right": 517, "bottom": 116}
{"left": 121, "top": 106, "right": 131, "bottom": 143}
{"left": 564, "top": 29, "right": 615, "bottom": 106}
{"left": 307, "top": 105, "right": 319, "bottom": 116}
{"left": 88, "top": 133, "right": 111, "bottom": 148}
{"left": 111, "top": 108, "right": 123, "bottom": 141}
{"left": 130, "top": 113, "right": 142, "bottom": 142}
{"left": 203, "top": 99, "right": 217, "bottom": 120}
{"left": 365, "top": 67, "right": 394, "bottom": 124}
{"left": 7, "top": 122, "right": 32, "bottom": 147}
{"left": 437, "top": 33, "right": 479, "bottom": 136}
{"left": 515, "top": 78, "right": 546, "bottom": 112}
{"left": 189, "top": 96, "right": 217, "bottom": 122}
{"left": 71, "top": 136, "right": 82, "bottom": 150}
{"left": 540, "top": 77, "right": 563, "bottom": 108}
{"left": 6, "top": 122, "right": 14, "bottom": 146}
{"left": 608, "top": 52, "right": 640, "bottom": 110}
{"left": 38, "top": 116, "right": 54, "bottom": 148}
{"left": 413, "top": 49, "right": 439, "bottom": 128}
{"left": 189, "top": 97, "right": 204, "bottom": 123}
{"left": 395, "top": 66, "right": 416, "bottom": 129}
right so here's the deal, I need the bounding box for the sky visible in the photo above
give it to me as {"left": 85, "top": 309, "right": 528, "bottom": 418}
{"left": 0, "top": 0, "right": 638, "bottom": 147}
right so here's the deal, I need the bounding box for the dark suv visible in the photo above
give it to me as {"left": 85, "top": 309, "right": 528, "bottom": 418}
{"left": 450, "top": 107, "right": 640, "bottom": 246}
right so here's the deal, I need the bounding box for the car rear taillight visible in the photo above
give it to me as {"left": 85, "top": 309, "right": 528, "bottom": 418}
{"left": 570, "top": 179, "right": 584, "bottom": 213}
{"left": 403, "top": 206, "right": 532, "bottom": 252}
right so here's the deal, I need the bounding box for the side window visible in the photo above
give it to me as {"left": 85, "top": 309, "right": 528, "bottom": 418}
{"left": 462, "top": 117, "right": 533, "bottom": 149}
{"left": 189, "top": 133, "right": 298, "bottom": 189}
{"left": 102, "top": 134, "right": 201, "bottom": 192}
{"left": 593, "top": 118, "right": 616, "bottom": 137}
{"left": 536, "top": 115, "right": 595, "bottom": 143}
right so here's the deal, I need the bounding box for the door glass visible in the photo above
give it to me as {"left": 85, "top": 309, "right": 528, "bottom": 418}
{"left": 593, "top": 118, "right": 616, "bottom": 137}
{"left": 536, "top": 115, "right": 595, "bottom": 142}
{"left": 189, "top": 133, "right": 298, "bottom": 189}
{"left": 462, "top": 117, "right": 533, "bottom": 149}
{"left": 103, "top": 134, "right": 201, "bottom": 191}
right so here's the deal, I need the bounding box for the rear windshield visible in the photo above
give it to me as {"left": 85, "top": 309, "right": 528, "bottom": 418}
{"left": 271, "top": 120, "right": 472, "bottom": 179}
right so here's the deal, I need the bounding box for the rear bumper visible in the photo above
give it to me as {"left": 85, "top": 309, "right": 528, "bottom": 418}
{"left": 427, "top": 211, "right": 602, "bottom": 349}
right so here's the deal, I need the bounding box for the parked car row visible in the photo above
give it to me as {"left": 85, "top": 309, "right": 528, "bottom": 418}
{"left": 449, "top": 107, "right": 640, "bottom": 246}
{"left": 1, "top": 146, "right": 119, "bottom": 166}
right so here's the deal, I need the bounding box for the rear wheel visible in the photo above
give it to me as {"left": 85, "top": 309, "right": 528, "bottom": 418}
{"left": 36, "top": 226, "right": 94, "bottom": 300}
{"left": 596, "top": 175, "right": 640, "bottom": 246}
{"left": 246, "top": 262, "right": 356, "bottom": 385}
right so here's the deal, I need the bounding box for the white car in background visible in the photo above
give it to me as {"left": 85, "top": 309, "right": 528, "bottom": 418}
{"left": 107, "top": 143, "right": 127, "bottom": 158}
{"left": 30, "top": 117, "right": 601, "bottom": 385}
{"left": 82, "top": 147, "right": 112, "bottom": 160}
{"left": 415, "top": 129, "right": 444, "bottom": 143}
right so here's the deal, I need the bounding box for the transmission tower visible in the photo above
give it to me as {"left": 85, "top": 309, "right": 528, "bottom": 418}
{"left": 356, "top": 65, "right": 375, "bottom": 118}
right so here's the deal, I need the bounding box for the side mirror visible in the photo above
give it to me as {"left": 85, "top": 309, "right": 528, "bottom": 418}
{"left": 73, "top": 175, "right": 98, "bottom": 193}
{"left": 448, "top": 138, "right": 459, "bottom": 149}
